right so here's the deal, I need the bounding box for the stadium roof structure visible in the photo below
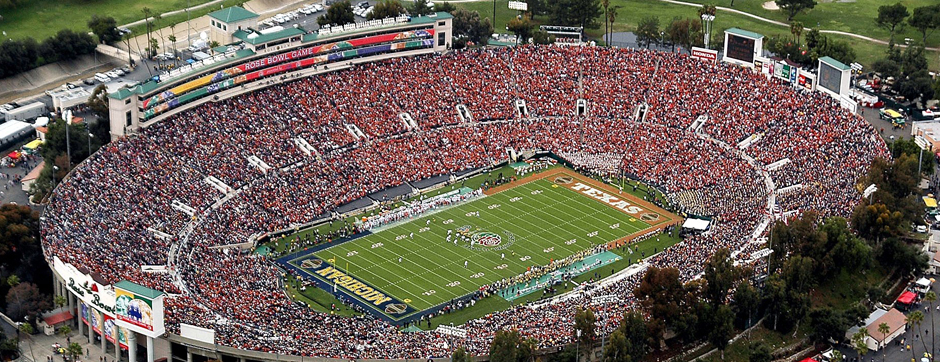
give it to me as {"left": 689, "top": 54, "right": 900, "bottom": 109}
{"left": 725, "top": 28, "right": 764, "bottom": 40}
{"left": 208, "top": 6, "right": 259, "bottom": 23}
{"left": 114, "top": 280, "right": 165, "bottom": 299}
{"left": 233, "top": 27, "right": 306, "bottom": 45}
{"left": 819, "top": 56, "right": 852, "bottom": 71}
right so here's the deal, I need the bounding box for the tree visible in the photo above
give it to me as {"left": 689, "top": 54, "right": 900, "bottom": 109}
{"left": 877, "top": 3, "right": 910, "bottom": 43}
{"left": 619, "top": 311, "right": 647, "bottom": 361}
{"left": 851, "top": 328, "right": 869, "bottom": 358}
{"left": 808, "top": 307, "right": 850, "bottom": 345}
{"left": 57, "top": 325, "right": 71, "bottom": 338}
{"left": 141, "top": 7, "right": 156, "bottom": 57}
{"left": 489, "top": 329, "right": 535, "bottom": 362}
{"left": 6, "top": 282, "right": 51, "bottom": 321}
{"left": 635, "top": 16, "right": 660, "bottom": 49}
{"left": 665, "top": 17, "right": 703, "bottom": 52}
{"left": 775, "top": 0, "right": 816, "bottom": 21}
{"left": 18, "top": 322, "right": 32, "bottom": 335}
{"left": 748, "top": 341, "right": 772, "bottom": 362}
{"left": 634, "top": 267, "right": 684, "bottom": 345}
{"left": 908, "top": 5, "right": 940, "bottom": 46}
{"left": 602, "top": 0, "right": 610, "bottom": 45}
{"left": 790, "top": 21, "right": 803, "bottom": 43}
{"left": 452, "top": 347, "right": 472, "bottom": 362}
{"left": 369, "top": 0, "right": 406, "bottom": 20}
{"left": 66, "top": 342, "right": 82, "bottom": 362}
{"left": 451, "top": 9, "right": 493, "bottom": 47}
{"left": 434, "top": 1, "right": 456, "bottom": 13}
{"left": 318, "top": 0, "right": 356, "bottom": 26}
{"left": 574, "top": 307, "right": 596, "bottom": 359}
{"left": 926, "top": 291, "right": 937, "bottom": 361}
{"left": 851, "top": 203, "right": 905, "bottom": 241}
{"left": 607, "top": 6, "right": 620, "bottom": 46}
{"left": 733, "top": 281, "right": 759, "bottom": 329}
{"left": 6, "top": 275, "right": 19, "bottom": 287}
{"left": 549, "top": 0, "right": 603, "bottom": 30}
{"left": 532, "top": 30, "right": 555, "bottom": 45}
{"left": 604, "top": 329, "right": 631, "bottom": 362}
{"left": 908, "top": 310, "right": 928, "bottom": 355}
{"left": 507, "top": 14, "right": 535, "bottom": 44}
{"left": 88, "top": 15, "right": 120, "bottom": 44}
{"left": 703, "top": 247, "right": 738, "bottom": 305}
{"left": 408, "top": 0, "right": 434, "bottom": 16}
{"left": 829, "top": 351, "right": 845, "bottom": 362}
{"left": 877, "top": 322, "right": 889, "bottom": 362}
{"left": 707, "top": 304, "right": 734, "bottom": 359}
{"left": 53, "top": 295, "right": 66, "bottom": 309}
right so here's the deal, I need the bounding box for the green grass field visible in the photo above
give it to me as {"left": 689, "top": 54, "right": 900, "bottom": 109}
{"left": 280, "top": 169, "right": 677, "bottom": 322}
{"left": 0, "top": 0, "right": 244, "bottom": 41}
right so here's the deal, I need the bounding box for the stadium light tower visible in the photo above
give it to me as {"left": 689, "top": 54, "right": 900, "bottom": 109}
{"left": 701, "top": 14, "right": 715, "bottom": 49}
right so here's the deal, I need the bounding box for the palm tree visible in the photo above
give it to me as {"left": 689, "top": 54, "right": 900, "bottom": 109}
{"left": 878, "top": 322, "right": 890, "bottom": 362}
{"left": 54, "top": 295, "right": 66, "bottom": 309}
{"left": 607, "top": 6, "right": 620, "bottom": 47}
{"left": 927, "top": 291, "right": 937, "bottom": 361}
{"left": 907, "top": 311, "right": 926, "bottom": 361}
{"left": 852, "top": 328, "right": 870, "bottom": 359}
{"left": 790, "top": 21, "right": 803, "bottom": 44}
{"left": 601, "top": 0, "right": 610, "bottom": 46}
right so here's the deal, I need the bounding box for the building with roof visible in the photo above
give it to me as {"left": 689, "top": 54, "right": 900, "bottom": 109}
{"left": 108, "top": 12, "right": 453, "bottom": 140}
{"left": 208, "top": 6, "right": 259, "bottom": 45}
{"left": 845, "top": 308, "right": 907, "bottom": 350}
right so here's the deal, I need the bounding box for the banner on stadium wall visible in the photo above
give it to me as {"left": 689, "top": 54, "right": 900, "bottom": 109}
{"left": 143, "top": 39, "right": 434, "bottom": 119}
{"left": 103, "top": 316, "right": 130, "bottom": 350}
{"left": 143, "top": 29, "right": 435, "bottom": 109}
{"left": 55, "top": 256, "right": 117, "bottom": 315}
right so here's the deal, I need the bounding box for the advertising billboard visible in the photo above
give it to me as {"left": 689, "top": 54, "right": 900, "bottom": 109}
{"left": 691, "top": 47, "right": 718, "bottom": 62}
{"left": 114, "top": 281, "right": 166, "bottom": 337}
{"left": 726, "top": 34, "right": 755, "bottom": 63}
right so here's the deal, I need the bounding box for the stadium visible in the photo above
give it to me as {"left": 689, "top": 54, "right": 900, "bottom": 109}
{"left": 40, "top": 8, "right": 888, "bottom": 362}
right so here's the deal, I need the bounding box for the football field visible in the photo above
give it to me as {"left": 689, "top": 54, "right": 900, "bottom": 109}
{"left": 279, "top": 169, "right": 678, "bottom": 323}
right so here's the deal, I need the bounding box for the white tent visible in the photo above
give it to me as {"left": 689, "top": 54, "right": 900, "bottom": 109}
{"left": 682, "top": 218, "right": 710, "bottom": 231}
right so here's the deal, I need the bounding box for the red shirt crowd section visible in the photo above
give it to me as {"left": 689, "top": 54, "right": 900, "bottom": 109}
{"left": 41, "top": 45, "right": 888, "bottom": 358}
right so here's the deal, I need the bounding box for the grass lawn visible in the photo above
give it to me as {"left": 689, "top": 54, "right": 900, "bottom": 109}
{"left": 665, "top": 0, "right": 940, "bottom": 49}
{"left": 0, "top": 0, "right": 243, "bottom": 41}
{"left": 455, "top": 0, "right": 940, "bottom": 70}
{"left": 278, "top": 168, "right": 679, "bottom": 323}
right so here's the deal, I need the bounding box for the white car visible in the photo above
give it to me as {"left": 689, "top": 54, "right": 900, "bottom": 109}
{"left": 313, "top": 4, "right": 324, "bottom": 11}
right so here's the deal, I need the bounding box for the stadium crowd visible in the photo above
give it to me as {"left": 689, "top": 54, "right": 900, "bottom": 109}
{"left": 42, "top": 45, "right": 887, "bottom": 358}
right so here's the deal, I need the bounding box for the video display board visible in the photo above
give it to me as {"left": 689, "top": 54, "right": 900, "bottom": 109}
{"left": 818, "top": 61, "right": 843, "bottom": 95}
{"left": 726, "top": 34, "right": 756, "bottom": 63}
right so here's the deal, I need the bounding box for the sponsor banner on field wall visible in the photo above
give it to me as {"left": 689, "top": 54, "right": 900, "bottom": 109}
{"left": 289, "top": 256, "right": 417, "bottom": 318}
